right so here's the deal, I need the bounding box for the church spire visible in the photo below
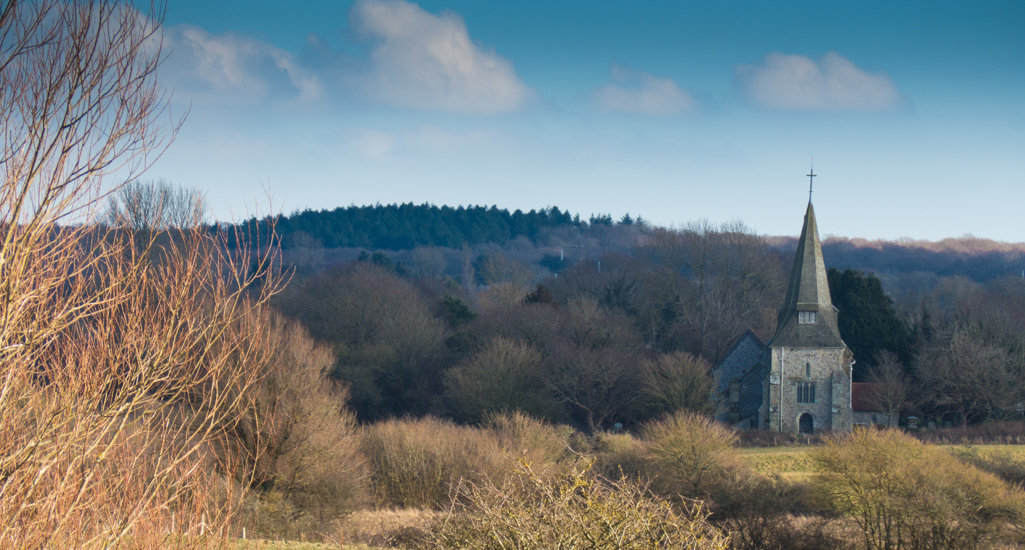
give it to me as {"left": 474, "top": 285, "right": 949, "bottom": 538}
{"left": 768, "top": 176, "right": 845, "bottom": 348}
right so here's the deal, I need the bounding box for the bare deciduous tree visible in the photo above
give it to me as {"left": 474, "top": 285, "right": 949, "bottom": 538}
{"left": 638, "top": 221, "right": 783, "bottom": 362}
{"left": 479, "top": 253, "right": 534, "bottom": 288}
{"left": 915, "top": 324, "right": 1023, "bottom": 425}
{"left": 283, "top": 230, "right": 325, "bottom": 276}
{"left": 410, "top": 246, "right": 448, "bottom": 279}
{"left": 0, "top": 2, "right": 282, "bottom": 548}
{"left": 444, "top": 337, "right": 554, "bottom": 423}
{"left": 276, "top": 264, "right": 447, "bottom": 418}
{"left": 106, "top": 178, "right": 207, "bottom": 231}
{"left": 549, "top": 347, "right": 640, "bottom": 433}
{"left": 864, "top": 351, "right": 909, "bottom": 426}
{"left": 641, "top": 351, "right": 714, "bottom": 415}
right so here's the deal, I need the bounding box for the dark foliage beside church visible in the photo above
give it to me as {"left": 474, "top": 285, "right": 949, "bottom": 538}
{"left": 827, "top": 267, "right": 915, "bottom": 377}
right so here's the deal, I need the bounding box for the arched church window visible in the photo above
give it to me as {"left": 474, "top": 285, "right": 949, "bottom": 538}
{"left": 805, "top": 362, "right": 811, "bottom": 377}
{"left": 797, "top": 382, "right": 816, "bottom": 403}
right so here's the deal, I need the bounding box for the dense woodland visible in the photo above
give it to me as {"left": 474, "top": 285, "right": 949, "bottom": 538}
{"left": 253, "top": 203, "right": 1025, "bottom": 429}
{"left": 238, "top": 203, "right": 588, "bottom": 249}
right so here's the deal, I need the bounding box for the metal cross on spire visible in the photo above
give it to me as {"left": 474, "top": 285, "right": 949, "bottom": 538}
{"left": 807, "top": 159, "right": 816, "bottom": 203}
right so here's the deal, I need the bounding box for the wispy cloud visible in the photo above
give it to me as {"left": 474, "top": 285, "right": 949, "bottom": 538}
{"left": 163, "top": 25, "right": 321, "bottom": 105}
{"left": 592, "top": 65, "right": 695, "bottom": 115}
{"left": 161, "top": 1, "right": 530, "bottom": 113}
{"left": 735, "top": 52, "right": 903, "bottom": 111}
{"left": 347, "top": 0, "right": 532, "bottom": 113}
{"left": 345, "top": 125, "right": 496, "bottom": 159}
{"left": 349, "top": 128, "right": 395, "bottom": 160}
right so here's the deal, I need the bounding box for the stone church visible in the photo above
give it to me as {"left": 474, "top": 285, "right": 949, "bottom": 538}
{"left": 712, "top": 198, "right": 854, "bottom": 434}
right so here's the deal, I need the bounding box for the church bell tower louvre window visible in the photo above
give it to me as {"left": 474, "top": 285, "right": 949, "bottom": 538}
{"left": 798, "top": 311, "right": 817, "bottom": 324}
{"left": 797, "top": 382, "right": 816, "bottom": 404}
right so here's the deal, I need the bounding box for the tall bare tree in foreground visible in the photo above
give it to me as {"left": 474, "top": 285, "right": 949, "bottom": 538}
{"left": 0, "top": 2, "right": 282, "bottom": 548}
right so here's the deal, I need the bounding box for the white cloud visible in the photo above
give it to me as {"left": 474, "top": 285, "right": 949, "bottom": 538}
{"left": 735, "top": 52, "right": 903, "bottom": 111}
{"left": 346, "top": 125, "right": 495, "bottom": 159}
{"left": 163, "top": 25, "right": 321, "bottom": 104}
{"left": 348, "top": 0, "right": 532, "bottom": 113}
{"left": 349, "top": 128, "right": 395, "bottom": 160}
{"left": 592, "top": 65, "right": 695, "bottom": 115}
{"left": 402, "top": 126, "right": 493, "bottom": 153}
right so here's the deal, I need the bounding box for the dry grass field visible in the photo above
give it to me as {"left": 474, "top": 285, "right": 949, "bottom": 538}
{"left": 235, "top": 542, "right": 346, "bottom": 549}
{"left": 232, "top": 509, "right": 445, "bottom": 550}
{"left": 234, "top": 540, "right": 371, "bottom": 549}
{"left": 740, "top": 443, "right": 1025, "bottom": 481}
{"left": 221, "top": 436, "right": 1025, "bottom": 550}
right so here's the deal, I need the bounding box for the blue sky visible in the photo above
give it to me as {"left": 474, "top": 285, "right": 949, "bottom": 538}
{"left": 144, "top": 0, "right": 1025, "bottom": 241}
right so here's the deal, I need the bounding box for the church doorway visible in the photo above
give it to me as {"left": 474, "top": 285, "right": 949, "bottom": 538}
{"left": 798, "top": 413, "right": 814, "bottom": 434}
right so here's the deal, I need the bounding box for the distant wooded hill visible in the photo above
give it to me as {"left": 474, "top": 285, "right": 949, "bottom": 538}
{"left": 238, "top": 203, "right": 1025, "bottom": 283}
{"left": 255, "top": 203, "right": 586, "bottom": 250}
{"left": 769, "top": 236, "right": 1025, "bottom": 282}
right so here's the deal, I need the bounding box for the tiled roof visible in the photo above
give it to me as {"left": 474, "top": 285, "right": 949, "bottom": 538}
{"left": 852, "top": 383, "right": 885, "bottom": 412}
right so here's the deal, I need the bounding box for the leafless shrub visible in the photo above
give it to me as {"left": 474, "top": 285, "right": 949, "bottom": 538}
{"left": 643, "top": 412, "right": 745, "bottom": 501}
{"left": 724, "top": 514, "right": 856, "bottom": 550}
{"left": 641, "top": 351, "right": 714, "bottom": 415}
{"left": 814, "top": 428, "right": 1025, "bottom": 550}
{"left": 483, "top": 410, "right": 576, "bottom": 476}
{"left": 233, "top": 310, "right": 368, "bottom": 541}
{"left": 0, "top": 211, "right": 282, "bottom": 549}
{"left": 592, "top": 432, "right": 650, "bottom": 481}
{"left": 444, "top": 338, "right": 555, "bottom": 423}
{"left": 360, "top": 417, "right": 505, "bottom": 510}
{"left": 410, "top": 460, "right": 731, "bottom": 550}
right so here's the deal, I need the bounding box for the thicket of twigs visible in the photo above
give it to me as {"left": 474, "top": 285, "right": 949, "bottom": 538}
{"left": 0, "top": 1, "right": 291, "bottom": 547}
{"left": 411, "top": 461, "right": 731, "bottom": 550}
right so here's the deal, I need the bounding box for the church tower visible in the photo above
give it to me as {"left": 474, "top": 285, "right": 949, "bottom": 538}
{"left": 759, "top": 179, "right": 853, "bottom": 433}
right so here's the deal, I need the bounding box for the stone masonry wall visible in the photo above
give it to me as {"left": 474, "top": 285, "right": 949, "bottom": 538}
{"left": 711, "top": 333, "right": 764, "bottom": 424}
{"left": 763, "top": 347, "right": 852, "bottom": 433}
{"left": 854, "top": 411, "right": 896, "bottom": 427}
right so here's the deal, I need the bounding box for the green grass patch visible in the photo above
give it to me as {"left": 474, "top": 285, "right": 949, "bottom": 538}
{"left": 950, "top": 444, "right": 1025, "bottom": 459}
{"left": 739, "top": 443, "right": 1025, "bottom": 481}
{"left": 739, "top": 446, "right": 816, "bottom": 480}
